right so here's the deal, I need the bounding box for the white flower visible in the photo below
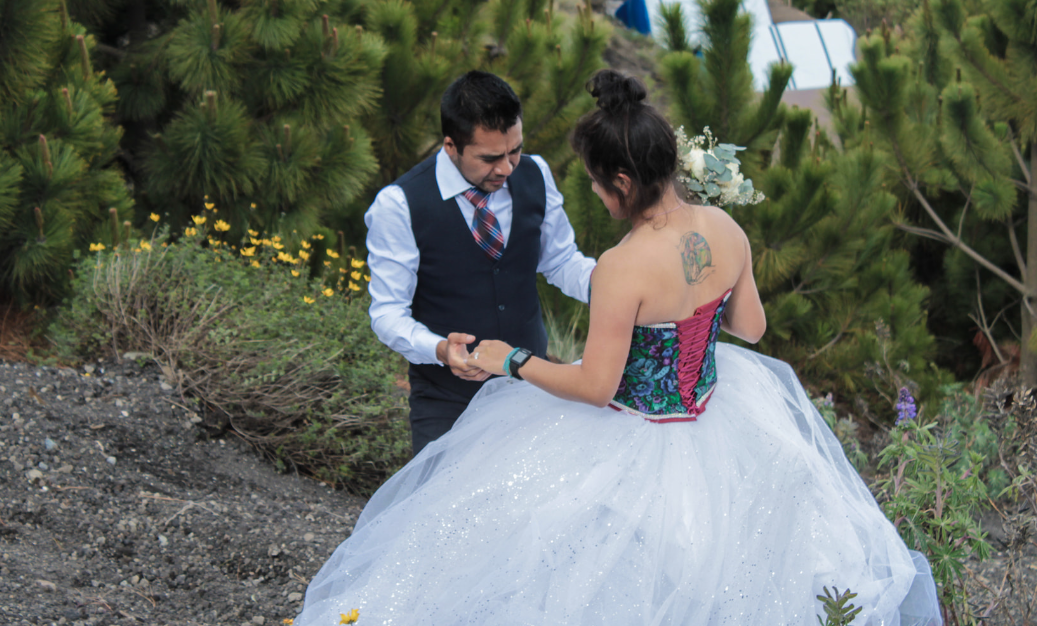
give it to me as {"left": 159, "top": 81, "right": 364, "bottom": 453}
{"left": 685, "top": 148, "right": 707, "bottom": 180}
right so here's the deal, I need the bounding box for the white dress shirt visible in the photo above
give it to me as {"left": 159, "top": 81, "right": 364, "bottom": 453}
{"left": 366, "top": 148, "right": 596, "bottom": 365}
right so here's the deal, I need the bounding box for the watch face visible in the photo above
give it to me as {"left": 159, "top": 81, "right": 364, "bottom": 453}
{"left": 513, "top": 349, "right": 532, "bottom": 366}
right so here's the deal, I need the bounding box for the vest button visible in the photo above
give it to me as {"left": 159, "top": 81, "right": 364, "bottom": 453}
{"left": 493, "top": 268, "right": 500, "bottom": 275}
{"left": 498, "top": 304, "right": 505, "bottom": 311}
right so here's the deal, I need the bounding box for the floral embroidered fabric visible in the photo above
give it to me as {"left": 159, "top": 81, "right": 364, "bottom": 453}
{"left": 610, "top": 290, "right": 732, "bottom": 420}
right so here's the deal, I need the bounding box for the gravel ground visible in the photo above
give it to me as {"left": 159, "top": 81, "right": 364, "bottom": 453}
{"left": 1, "top": 355, "right": 1034, "bottom": 626}
{"left": 0, "top": 357, "right": 367, "bottom": 626}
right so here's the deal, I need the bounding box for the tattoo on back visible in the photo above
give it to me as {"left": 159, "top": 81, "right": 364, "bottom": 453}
{"left": 679, "top": 232, "right": 714, "bottom": 285}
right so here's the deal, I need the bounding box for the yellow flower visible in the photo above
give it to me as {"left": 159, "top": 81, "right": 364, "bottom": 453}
{"left": 261, "top": 238, "right": 272, "bottom": 246}
{"left": 327, "top": 249, "right": 340, "bottom": 259}
{"left": 241, "top": 246, "right": 256, "bottom": 257}
{"left": 277, "top": 251, "right": 295, "bottom": 263}
{"left": 251, "top": 260, "right": 261, "bottom": 268}
{"left": 149, "top": 213, "right": 160, "bottom": 222}
{"left": 208, "top": 237, "right": 220, "bottom": 246}
{"left": 89, "top": 243, "right": 105, "bottom": 252}
{"left": 192, "top": 215, "right": 206, "bottom": 226}
{"left": 348, "top": 281, "right": 361, "bottom": 292}
{"left": 250, "top": 203, "right": 257, "bottom": 209}
{"left": 214, "top": 220, "right": 230, "bottom": 232}
{"left": 314, "top": 234, "right": 324, "bottom": 240}
{"left": 139, "top": 241, "right": 152, "bottom": 251}
{"left": 204, "top": 202, "right": 215, "bottom": 210}
{"left": 298, "top": 250, "right": 310, "bottom": 261}
{"left": 271, "top": 242, "right": 284, "bottom": 250}
{"left": 350, "top": 258, "right": 365, "bottom": 268}
{"left": 323, "top": 260, "right": 331, "bottom": 267}
{"left": 339, "top": 609, "right": 359, "bottom": 624}
{"left": 272, "top": 235, "right": 282, "bottom": 242}
{"left": 322, "top": 287, "right": 334, "bottom": 297}
{"left": 364, "top": 274, "right": 371, "bottom": 282}
{"left": 250, "top": 237, "right": 261, "bottom": 246}
{"left": 351, "top": 270, "right": 361, "bottom": 281}
{"left": 248, "top": 229, "right": 259, "bottom": 237}
{"left": 282, "top": 620, "right": 293, "bottom": 625}
{"left": 185, "top": 227, "right": 198, "bottom": 236}
{"left": 339, "top": 268, "right": 346, "bottom": 274}
{"left": 291, "top": 270, "right": 300, "bottom": 277}
{"left": 303, "top": 296, "right": 315, "bottom": 304}
{"left": 300, "top": 240, "right": 311, "bottom": 249}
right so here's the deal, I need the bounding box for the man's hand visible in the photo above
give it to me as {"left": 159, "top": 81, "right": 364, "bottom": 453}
{"left": 436, "top": 333, "right": 492, "bottom": 382}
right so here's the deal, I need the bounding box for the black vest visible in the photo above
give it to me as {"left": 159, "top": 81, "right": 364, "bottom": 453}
{"left": 397, "top": 154, "right": 549, "bottom": 401}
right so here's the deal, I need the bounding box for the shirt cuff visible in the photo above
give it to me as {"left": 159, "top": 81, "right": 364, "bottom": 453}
{"left": 415, "top": 331, "right": 447, "bottom": 366}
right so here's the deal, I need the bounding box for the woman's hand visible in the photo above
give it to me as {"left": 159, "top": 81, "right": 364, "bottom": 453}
{"left": 468, "top": 340, "right": 514, "bottom": 377}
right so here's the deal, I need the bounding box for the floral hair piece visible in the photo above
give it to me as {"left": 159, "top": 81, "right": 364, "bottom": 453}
{"left": 675, "top": 126, "right": 765, "bottom": 207}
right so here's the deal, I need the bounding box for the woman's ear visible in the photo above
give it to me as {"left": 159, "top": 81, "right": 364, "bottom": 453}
{"left": 613, "top": 173, "right": 633, "bottom": 197}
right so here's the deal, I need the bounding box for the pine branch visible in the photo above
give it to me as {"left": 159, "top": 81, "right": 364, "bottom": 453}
{"left": 956, "top": 188, "right": 972, "bottom": 240}
{"left": 1008, "top": 217, "right": 1026, "bottom": 277}
{"left": 1007, "top": 125, "right": 1031, "bottom": 186}
{"left": 947, "top": 30, "right": 1023, "bottom": 105}
{"left": 972, "top": 270, "right": 1007, "bottom": 366}
{"left": 94, "top": 43, "right": 126, "bottom": 58}
{"left": 890, "top": 137, "right": 1031, "bottom": 296}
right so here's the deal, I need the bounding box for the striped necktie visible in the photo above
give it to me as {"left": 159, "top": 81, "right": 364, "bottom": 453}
{"left": 463, "top": 187, "right": 505, "bottom": 261}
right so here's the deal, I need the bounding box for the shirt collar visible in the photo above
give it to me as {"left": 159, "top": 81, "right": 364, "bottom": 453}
{"left": 435, "top": 147, "right": 509, "bottom": 201}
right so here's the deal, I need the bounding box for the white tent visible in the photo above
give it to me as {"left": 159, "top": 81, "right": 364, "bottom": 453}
{"left": 628, "top": 0, "right": 857, "bottom": 91}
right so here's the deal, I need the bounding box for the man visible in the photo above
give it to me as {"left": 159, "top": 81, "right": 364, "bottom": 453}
{"left": 365, "top": 71, "right": 596, "bottom": 455}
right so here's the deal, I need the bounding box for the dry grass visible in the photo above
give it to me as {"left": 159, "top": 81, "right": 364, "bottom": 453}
{"left": 0, "top": 301, "right": 42, "bottom": 362}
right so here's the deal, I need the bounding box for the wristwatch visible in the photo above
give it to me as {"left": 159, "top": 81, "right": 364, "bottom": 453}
{"left": 508, "top": 348, "right": 533, "bottom": 380}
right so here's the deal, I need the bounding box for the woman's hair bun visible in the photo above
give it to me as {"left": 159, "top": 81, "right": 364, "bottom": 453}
{"left": 587, "top": 70, "right": 646, "bottom": 114}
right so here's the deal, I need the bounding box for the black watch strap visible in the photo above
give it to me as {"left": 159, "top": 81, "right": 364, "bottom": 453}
{"left": 509, "top": 348, "right": 533, "bottom": 380}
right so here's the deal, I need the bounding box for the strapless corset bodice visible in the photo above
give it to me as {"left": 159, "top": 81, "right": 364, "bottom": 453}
{"left": 610, "top": 289, "right": 732, "bottom": 420}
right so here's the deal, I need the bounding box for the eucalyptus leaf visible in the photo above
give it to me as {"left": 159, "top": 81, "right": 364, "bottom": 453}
{"left": 686, "top": 178, "right": 704, "bottom": 192}
{"left": 717, "top": 167, "right": 733, "bottom": 182}
{"left": 705, "top": 181, "right": 721, "bottom": 197}
{"left": 704, "top": 152, "right": 726, "bottom": 174}
{"left": 738, "top": 180, "right": 754, "bottom": 194}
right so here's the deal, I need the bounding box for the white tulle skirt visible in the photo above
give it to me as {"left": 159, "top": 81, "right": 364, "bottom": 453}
{"left": 296, "top": 343, "right": 942, "bottom": 625}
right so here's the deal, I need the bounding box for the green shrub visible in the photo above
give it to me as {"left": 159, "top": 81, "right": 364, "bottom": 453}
{"left": 874, "top": 417, "right": 991, "bottom": 625}
{"left": 52, "top": 219, "right": 409, "bottom": 495}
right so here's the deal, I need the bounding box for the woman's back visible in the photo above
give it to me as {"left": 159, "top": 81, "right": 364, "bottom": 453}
{"left": 603, "top": 203, "right": 764, "bottom": 343}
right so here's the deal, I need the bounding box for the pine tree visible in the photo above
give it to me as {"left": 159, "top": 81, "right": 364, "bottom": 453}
{"left": 360, "top": 0, "right": 610, "bottom": 190}
{"left": 658, "top": 0, "right": 793, "bottom": 179}
{"left": 834, "top": 0, "right": 1037, "bottom": 383}
{"left": 109, "top": 0, "right": 385, "bottom": 243}
{"left": 651, "top": 0, "right": 944, "bottom": 404}
{"left": 0, "top": 0, "right": 133, "bottom": 304}
{"left": 740, "top": 112, "right": 944, "bottom": 403}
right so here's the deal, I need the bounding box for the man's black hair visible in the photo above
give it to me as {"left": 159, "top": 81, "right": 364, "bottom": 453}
{"left": 441, "top": 71, "right": 522, "bottom": 153}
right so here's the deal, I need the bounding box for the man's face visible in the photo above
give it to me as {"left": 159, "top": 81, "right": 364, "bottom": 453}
{"left": 443, "top": 121, "right": 523, "bottom": 193}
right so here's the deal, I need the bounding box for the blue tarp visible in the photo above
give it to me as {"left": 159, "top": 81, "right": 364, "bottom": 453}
{"left": 615, "top": 0, "right": 651, "bottom": 35}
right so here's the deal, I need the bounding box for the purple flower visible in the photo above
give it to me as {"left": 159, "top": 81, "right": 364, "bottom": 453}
{"left": 895, "top": 387, "right": 917, "bottom": 425}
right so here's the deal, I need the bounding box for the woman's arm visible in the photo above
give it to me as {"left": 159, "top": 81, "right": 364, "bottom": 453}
{"left": 470, "top": 249, "right": 639, "bottom": 407}
{"left": 720, "top": 234, "right": 766, "bottom": 343}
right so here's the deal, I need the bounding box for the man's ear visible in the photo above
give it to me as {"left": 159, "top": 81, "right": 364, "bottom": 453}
{"left": 443, "top": 136, "right": 460, "bottom": 158}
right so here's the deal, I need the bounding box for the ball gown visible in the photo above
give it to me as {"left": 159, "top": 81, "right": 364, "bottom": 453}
{"left": 295, "top": 291, "right": 942, "bottom": 625}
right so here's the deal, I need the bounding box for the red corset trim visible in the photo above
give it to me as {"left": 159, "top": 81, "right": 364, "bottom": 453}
{"left": 674, "top": 290, "right": 731, "bottom": 414}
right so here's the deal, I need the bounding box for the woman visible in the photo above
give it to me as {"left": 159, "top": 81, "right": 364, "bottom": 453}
{"left": 295, "top": 71, "right": 941, "bottom": 625}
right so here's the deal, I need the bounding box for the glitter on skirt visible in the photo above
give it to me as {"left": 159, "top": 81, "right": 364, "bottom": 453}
{"left": 295, "top": 344, "right": 942, "bottom": 625}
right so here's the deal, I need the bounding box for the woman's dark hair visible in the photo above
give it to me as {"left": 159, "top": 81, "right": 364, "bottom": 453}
{"left": 571, "top": 70, "right": 678, "bottom": 219}
{"left": 441, "top": 71, "right": 522, "bottom": 153}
